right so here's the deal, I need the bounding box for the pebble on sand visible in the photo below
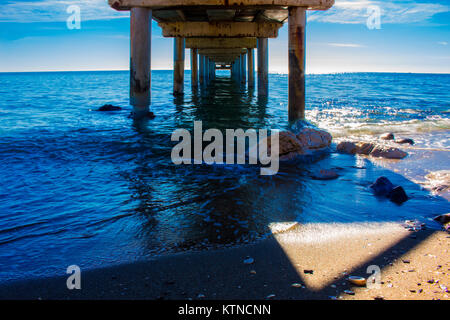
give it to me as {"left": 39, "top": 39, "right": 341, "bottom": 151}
{"left": 343, "top": 290, "right": 355, "bottom": 295}
{"left": 347, "top": 276, "right": 367, "bottom": 287}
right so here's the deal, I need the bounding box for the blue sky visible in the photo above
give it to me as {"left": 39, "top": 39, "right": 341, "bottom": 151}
{"left": 0, "top": 0, "right": 449, "bottom": 73}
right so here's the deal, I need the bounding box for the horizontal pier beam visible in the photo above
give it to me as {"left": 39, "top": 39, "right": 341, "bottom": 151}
{"left": 207, "top": 56, "right": 241, "bottom": 62}
{"left": 159, "top": 21, "right": 282, "bottom": 38}
{"left": 186, "top": 38, "right": 257, "bottom": 49}
{"left": 198, "top": 48, "right": 247, "bottom": 55}
{"left": 109, "top": 0, "right": 334, "bottom": 11}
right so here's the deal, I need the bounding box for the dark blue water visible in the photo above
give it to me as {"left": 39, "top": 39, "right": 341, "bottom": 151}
{"left": 0, "top": 71, "right": 449, "bottom": 283}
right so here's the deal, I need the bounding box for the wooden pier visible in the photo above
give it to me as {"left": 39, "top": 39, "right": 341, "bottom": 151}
{"left": 109, "top": 0, "right": 334, "bottom": 121}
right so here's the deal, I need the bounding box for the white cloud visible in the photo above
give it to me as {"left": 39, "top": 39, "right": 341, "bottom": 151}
{"left": 0, "top": 0, "right": 129, "bottom": 23}
{"left": 309, "top": 0, "right": 449, "bottom": 25}
{"left": 328, "top": 43, "right": 365, "bottom": 48}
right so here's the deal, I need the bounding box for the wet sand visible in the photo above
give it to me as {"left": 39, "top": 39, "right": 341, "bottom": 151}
{"left": 0, "top": 222, "right": 447, "bottom": 300}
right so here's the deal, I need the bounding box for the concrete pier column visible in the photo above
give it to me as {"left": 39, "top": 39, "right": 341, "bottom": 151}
{"left": 191, "top": 48, "right": 198, "bottom": 89}
{"left": 257, "top": 38, "right": 268, "bottom": 96}
{"left": 248, "top": 48, "right": 255, "bottom": 88}
{"left": 130, "top": 8, "right": 151, "bottom": 110}
{"left": 205, "top": 57, "right": 209, "bottom": 84}
{"left": 199, "top": 54, "right": 204, "bottom": 85}
{"left": 173, "top": 37, "right": 185, "bottom": 95}
{"left": 236, "top": 56, "right": 241, "bottom": 82}
{"left": 288, "top": 7, "right": 306, "bottom": 122}
{"left": 231, "top": 61, "right": 235, "bottom": 79}
{"left": 240, "top": 53, "right": 246, "bottom": 85}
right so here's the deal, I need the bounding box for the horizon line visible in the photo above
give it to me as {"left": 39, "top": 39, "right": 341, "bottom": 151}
{"left": 1, "top": 69, "right": 450, "bottom": 76}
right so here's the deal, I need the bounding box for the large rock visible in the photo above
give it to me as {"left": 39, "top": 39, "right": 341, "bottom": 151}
{"left": 388, "top": 186, "right": 408, "bottom": 204}
{"left": 433, "top": 213, "right": 450, "bottom": 225}
{"left": 356, "top": 142, "right": 375, "bottom": 155}
{"left": 259, "top": 128, "right": 332, "bottom": 162}
{"left": 396, "top": 138, "right": 414, "bottom": 145}
{"left": 370, "top": 176, "right": 395, "bottom": 196}
{"left": 370, "top": 146, "right": 407, "bottom": 159}
{"left": 272, "top": 131, "right": 304, "bottom": 155}
{"left": 295, "top": 127, "right": 332, "bottom": 150}
{"left": 98, "top": 104, "right": 122, "bottom": 111}
{"left": 311, "top": 169, "right": 339, "bottom": 180}
{"left": 337, "top": 141, "right": 357, "bottom": 154}
{"left": 370, "top": 176, "right": 409, "bottom": 204}
{"left": 337, "top": 140, "right": 407, "bottom": 159}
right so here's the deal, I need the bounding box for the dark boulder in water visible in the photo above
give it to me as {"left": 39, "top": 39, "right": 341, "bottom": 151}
{"left": 396, "top": 138, "right": 414, "bottom": 145}
{"left": 370, "top": 177, "right": 409, "bottom": 204}
{"left": 370, "top": 176, "right": 395, "bottom": 196}
{"left": 128, "top": 111, "right": 155, "bottom": 119}
{"left": 98, "top": 104, "right": 122, "bottom": 111}
{"left": 388, "top": 186, "right": 408, "bottom": 204}
{"left": 433, "top": 213, "right": 450, "bottom": 225}
{"left": 311, "top": 169, "right": 339, "bottom": 180}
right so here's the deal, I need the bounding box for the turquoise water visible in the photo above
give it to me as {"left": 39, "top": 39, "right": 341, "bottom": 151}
{"left": 0, "top": 71, "right": 449, "bottom": 283}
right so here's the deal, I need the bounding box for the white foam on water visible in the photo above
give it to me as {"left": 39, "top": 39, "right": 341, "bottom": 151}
{"left": 271, "top": 222, "right": 406, "bottom": 245}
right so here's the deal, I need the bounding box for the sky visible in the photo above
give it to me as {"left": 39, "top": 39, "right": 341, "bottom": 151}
{"left": 0, "top": 0, "right": 449, "bottom": 73}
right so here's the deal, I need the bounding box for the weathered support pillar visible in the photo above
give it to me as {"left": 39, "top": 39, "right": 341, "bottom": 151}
{"left": 199, "top": 54, "right": 204, "bottom": 85}
{"left": 248, "top": 48, "right": 255, "bottom": 88}
{"left": 191, "top": 48, "right": 198, "bottom": 89}
{"left": 231, "top": 61, "right": 235, "bottom": 79}
{"left": 288, "top": 7, "right": 306, "bottom": 122}
{"left": 257, "top": 38, "right": 268, "bottom": 96}
{"left": 236, "top": 56, "right": 241, "bottom": 82}
{"left": 130, "top": 8, "right": 151, "bottom": 111}
{"left": 209, "top": 60, "right": 213, "bottom": 82}
{"left": 205, "top": 57, "right": 209, "bottom": 84}
{"left": 240, "top": 53, "right": 246, "bottom": 84}
{"left": 173, "top": 37, "right": 185, "bottom": 95}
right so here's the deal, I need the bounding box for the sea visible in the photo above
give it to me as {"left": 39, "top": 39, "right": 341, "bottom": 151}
{"left": 0, "top": 71, "right": 449, "bottom": 283}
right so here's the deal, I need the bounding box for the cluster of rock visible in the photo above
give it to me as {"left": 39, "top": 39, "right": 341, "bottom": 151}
{"left": 263, "top": 127, "right": 332, "bottom": 161}
{"left": 370, "top": 176, "right": 408, "bottom": 204}
{"left": 337, "top": 141, "right": 408, "bottom": 159}
{"left": 380, "top": 132, "right": 414, "bottom": 145}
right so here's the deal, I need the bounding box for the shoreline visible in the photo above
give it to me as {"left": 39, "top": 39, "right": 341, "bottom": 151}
{"left": 0, "top": 222, "right": 447, "bottom": 300}
{"left": 0, "top": 127, "right": 448, "bottom": 300}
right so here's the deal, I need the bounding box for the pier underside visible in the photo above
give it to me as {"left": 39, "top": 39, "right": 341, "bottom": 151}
{"left": 108, "top": 0, "right": 334, "bottom": 121}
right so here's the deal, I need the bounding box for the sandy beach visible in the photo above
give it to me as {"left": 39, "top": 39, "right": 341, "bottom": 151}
{"left": 0, "top": 222, "right": 447, "bottom": 300}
